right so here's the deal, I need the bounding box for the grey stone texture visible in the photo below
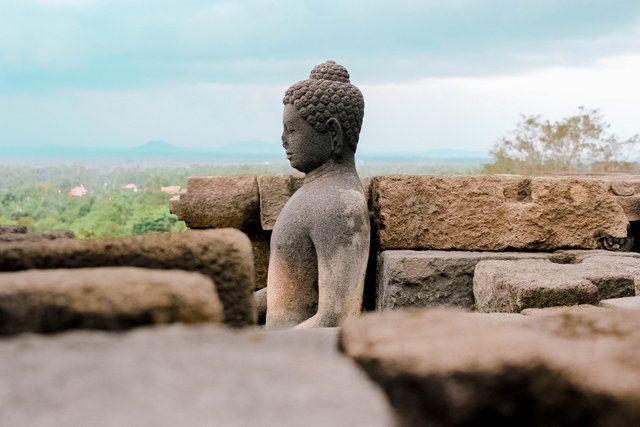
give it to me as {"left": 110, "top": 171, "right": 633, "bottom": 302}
{"left": 267, "top": 61, "right": 370, "bottom": 328}
{"left": 371, "top": 175, "right": 629, "bottom": 250}
{"left": 600, "top": 296, "right": 640, "bottom": 311}
{"left": 376, "top": 250, "right": 550, "bottom": 311}
{"left": 257, "top": 173, "right": 304, "bottom": 231}
{"left": 0, "top": 325, "right": 395, "bottom": 427}
{"left": 171, "top": 175, "right": 259, "bottom": 230}
{"left": 474, "top": 255, "right": 640, "bottom": 313}
{"left": 0, "top": 229, "right": 256, "bottom": 326}
{"left": 340, "top": 308, "right": 640, "bottom": 426}
{"left": 0, "top": 224, "right": 27, "bottom": 234}
{"left": 0, "top": 230, "right": 75, "bottom": 243}
{"left": 0, "top": 267, "right": 223, "bottom": 335}
{"left": 250, "top": 230, "right": 271, "bottom": 290}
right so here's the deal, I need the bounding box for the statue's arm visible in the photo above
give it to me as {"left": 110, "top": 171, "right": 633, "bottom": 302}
{"left": 294, "top": 200, "right": 370, "bottom": 328}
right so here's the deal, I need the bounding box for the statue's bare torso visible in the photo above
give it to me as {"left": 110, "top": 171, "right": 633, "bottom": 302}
{"left": 266, "top": 169, "right": 369, "bottom": 328}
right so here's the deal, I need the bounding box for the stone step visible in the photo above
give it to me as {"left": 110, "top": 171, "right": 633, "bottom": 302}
{"left": 376, "top": 250, "right": 550, "bottom": 311}
{"left": 0, "top": 325, "right": 394, "bottom": 427}
{"left": 0, "top": 229, "right": 256, "bottom": 326}
{"left": 0, "top": 267, "right": 223, "bottom": 336}
{"left": 600, "top": 296, "right": 640, "bottom": 311}
{"left": 474, "top": 255, "right": 640, "bottom": 313}
{"left": 340, "top": 307, "right": 640, "bottom": 426}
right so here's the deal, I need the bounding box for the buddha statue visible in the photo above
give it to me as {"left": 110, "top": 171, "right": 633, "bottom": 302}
{"left": 260, "top": 60, "right": 370, "bottom": 329}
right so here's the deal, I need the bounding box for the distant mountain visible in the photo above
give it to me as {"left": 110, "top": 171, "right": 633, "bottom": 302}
{"left": 133, "top": 141, "right": 180, "bottom": 153}
{"left": 0, "top": 141, "right": 491, "bottom": 166}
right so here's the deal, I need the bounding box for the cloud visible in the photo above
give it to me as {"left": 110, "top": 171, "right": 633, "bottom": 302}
{"left": 1, "top": 0, "right": 639, "bottom": 92}
{"left": 1, "top": 54, "right": 639, "bottom": 153}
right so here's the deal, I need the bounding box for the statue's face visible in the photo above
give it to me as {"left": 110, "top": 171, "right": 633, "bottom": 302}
{"left": 282, "top": 103, "right": 333, "bottom": 173}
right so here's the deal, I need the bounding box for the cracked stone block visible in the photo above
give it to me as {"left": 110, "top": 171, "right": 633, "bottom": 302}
{"left": 371, "top": 175, "right": 629, "bottom": 250}
{"left": 376, "top": 250, "right": 549, "bottom": 311}
{"left": 474, "top": 256, "right": 640, "bottom": 313}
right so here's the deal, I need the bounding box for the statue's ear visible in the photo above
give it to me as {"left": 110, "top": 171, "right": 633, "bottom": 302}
{"left": 326, "top": 117, "right": 343, "bottom": 158}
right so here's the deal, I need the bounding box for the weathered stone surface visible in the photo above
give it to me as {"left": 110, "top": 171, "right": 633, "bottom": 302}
{"left": 474, "top": 256, "right": 640, "bottom": 313}
{"left": 600, "top": 296, "right": 640, "bottom": 311}
{"left": 0, "top": 230, "right": 75, "bottom": 243}
{"left": 0, "top": 229, "right": 256, "bottom": 326}
{"left": 0, "top": 267, "right": 223, "bottom": 335}
{"left": 602, "top": 175, "right": 640, "bottom": 221}
{"left": 171, "top": 175, "right": 259, "bottom": 230}
{"left": 371, "top": 175, "right": 629, "bottom": 250}
{"left": 257, "top": 173, "right": 304, "bottom": 231}
{"left": 251, "top": 230, "right": 271, "bottom": 290}
{"left": 376, "top": 250, "right": 549, "bottom": 311}
{"left": 340, "top": 308, "right": 640, "bottom": 426}
{"left": 521, "top": 304, "right": 604, "bottom": 317}
{"left": 0, "top": 224, "right": 27, "bottom": 234}
{"left": 0, "top": 325, "right": 395, "bottom": 427}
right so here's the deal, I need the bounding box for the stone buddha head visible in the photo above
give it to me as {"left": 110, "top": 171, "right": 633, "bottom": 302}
{"left": 282, "top": 60, "right": 365, "bottom": 173}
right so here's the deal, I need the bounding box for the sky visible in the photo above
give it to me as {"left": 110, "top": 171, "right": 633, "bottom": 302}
{"left": 1, "top": 0, "right": 639, "bottom": 154}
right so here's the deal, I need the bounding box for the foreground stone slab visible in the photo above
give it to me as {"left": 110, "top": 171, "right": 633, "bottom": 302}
{"left": 371, "top": 175, "right": 629, "bottom": 250}
{"left": 340, "top": 308, "right": 640, "bottom": 426}
{"left": 600, "top": 296, "right": 640, "bottom": 311}
{"left": 0, "top": 325, "right": 394, "bottom": 427}
{"left": 171, "top": 175, "right": 259, "bottom": 230}
{"left": 474, "top": 256, "right": 640, "bottom": 313}
{"left": 376, "top": 250, "right": 549, "bottom": 311}
{"left": 0, "top": 229, "right": 256, "bottom": 326}
{"left": 0, "top": 267, "right": 223, "bottom": 335}
{"left": 0, "top": 230, "right": 75, "bottom": 243}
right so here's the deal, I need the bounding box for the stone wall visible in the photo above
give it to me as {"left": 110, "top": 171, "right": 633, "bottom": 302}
{"left": 172, "top": 173, "right": 640, "bottom": 313}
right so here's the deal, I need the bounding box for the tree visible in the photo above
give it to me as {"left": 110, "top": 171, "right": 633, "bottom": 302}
{"left": 483, "top": 107, "right": 639, "bottom": 174}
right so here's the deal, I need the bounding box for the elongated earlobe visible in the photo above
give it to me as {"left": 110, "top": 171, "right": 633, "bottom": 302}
{"left": 327, "top": 118, "right": 344, "bottom": 158}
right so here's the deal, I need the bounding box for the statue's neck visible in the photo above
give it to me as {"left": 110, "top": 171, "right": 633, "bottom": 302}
{"left": 304, "top": 154, "right": 357, "bottom": 185}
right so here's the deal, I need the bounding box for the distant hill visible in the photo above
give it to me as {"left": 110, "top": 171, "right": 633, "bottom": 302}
{"left": 0, "top": 141, "right": 490, "bottom": 166}
{"left": 133, "top": 141, "right": 181, "bottom": 153}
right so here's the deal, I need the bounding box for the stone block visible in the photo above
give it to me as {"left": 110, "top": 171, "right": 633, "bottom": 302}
{"left": 340, "top": 308, "right": 640, "bottom": 426}
{"left": 171, "top": 175, "right": 259, "bottom": 230}
{"left": 371, "top": 175, "right": 629, "bottom": 250}
{"left": 601, "top": 176, "right": 640, "bottom": 222}
{"left": 257, "top": 173, "right": 304, "bottom": 231}
{"left": 600, "top": 296, "right": 640, "bottom": 311}
{"left": 251, "top": 230, "right": 271, "bottom": 290}
{"left": 376, "top": 250, "right": 549, "bottom": 311}
{"left": 474, "top": 256, "right": 640, "bottom": 313}
{"left": 0, "top": 326, "right": 394, "bottom": 427}
{"left": 0, "top": 229, "right": 256, "bottom": 326}
{"left": 0, "top": 267, "right": 223, "bottom": 335}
